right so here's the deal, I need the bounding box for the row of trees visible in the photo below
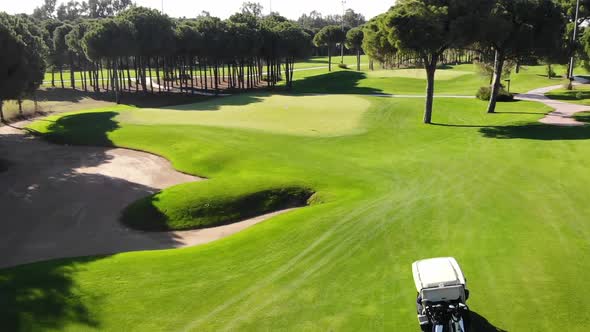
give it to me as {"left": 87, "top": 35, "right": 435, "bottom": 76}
{"left": 0, "top": 13, "right": 47, "bottom": 122}
{"left": 0, "top": 5, "right": 314, "bottom": 120}
{"left": 33, "top": 0, "right": 133, "bottom": 21}
{"left": 362, "top": 0, "right": 570, "bottom": 124}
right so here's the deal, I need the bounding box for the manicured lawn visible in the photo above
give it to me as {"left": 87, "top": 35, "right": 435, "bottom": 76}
{"left": 6, "top": 80, "right": 590, "bottom": 332}
{"left": 289, "top": 61, "right": 570, "bottom": 95}
{"left": 546, "top": 85, "right": 590, "bottom": 105}
{"left": 6, "top": 59, "right": 590, "bottom": 331}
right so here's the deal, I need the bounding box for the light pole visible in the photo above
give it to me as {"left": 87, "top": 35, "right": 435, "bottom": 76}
{"left": 341, "top": 0, "right": 346, "bottom": 63}
{"left": 569, "top": 0, "right": 581, "bottom": 82}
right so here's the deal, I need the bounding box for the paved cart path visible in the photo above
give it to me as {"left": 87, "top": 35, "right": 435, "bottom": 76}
{"left": 516, "top": 85, "right": 590, "bottom": 126}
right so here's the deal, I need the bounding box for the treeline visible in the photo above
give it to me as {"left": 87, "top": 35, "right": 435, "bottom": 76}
{"left": 33, "top": 0, "right": 133, "bottom": 21}
{"left": 0, "top": 5, "right": 313, "bottom": 120}
{"left": 297, "top": 8, "right": 366, "bottom": 57}
{"left": 360, "top": 0, "right": 589, "bottom": 123}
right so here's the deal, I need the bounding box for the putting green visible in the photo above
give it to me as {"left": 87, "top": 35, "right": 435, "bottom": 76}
{"left": 116, "top": 94, "right": 371, "bottom": 137}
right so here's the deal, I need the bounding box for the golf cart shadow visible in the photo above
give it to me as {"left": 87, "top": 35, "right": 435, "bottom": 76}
{"left": 469, "top": 311, "right": 507, "bottom": 332}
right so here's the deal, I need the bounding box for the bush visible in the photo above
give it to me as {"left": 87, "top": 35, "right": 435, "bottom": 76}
{"left": 546, "top": 65, "right": 556, "bottom": 78}
{"left": 338, "top": 63, "right": 348, "bottom": 69}
{"left": 476, "top": 86, "right": 514, "bottom": 102}
{"left": 476, "top": 86, "right": 491, "bottom": 100}
{"left": 576, "top": 92, "right": 584, "bottom": 100}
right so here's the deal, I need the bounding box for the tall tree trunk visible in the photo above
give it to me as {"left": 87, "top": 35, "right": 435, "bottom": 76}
{"left": 59, "top": 67, "right": 64, "bottom": 89}
{"left": 126, "top": 58, "right": 132, "bottom": 91}
{"left": 51, "top": 70, "right": 55, "bottom": 87}
{"left": 487, "top": 49, "right": 505, "bottom": 114}
{"left": 0, "top": 100, "right": 4, "bottom": 123}
{"left": 148, "top": 57, "right": 154, "bottom": 94}
{"left": 82, "top": 65, "right": 87, "bottom": 92}
{"left": 113, "top": 59, "right": 121, "bottom": 104}
{"left": 423, "top": 55, "right": 438, "bottom": 124}
{"left": 33, "top": 93, "right": 38, "bottom": 113}
{"left": 18, "top": 98, "right": 23, "bottom": 116}
{"left": 328, "top": 46, "right": 332, "bottom": 72}
{"left": 190, "top": 56, "right": 195, "bottom": 94}
{"left": 357, "top": 50, "right": 361, "bottom": 71}
{"left": 156, "top": 56, "right": 162, "bottom": 93}
{"left": 70, "top": 56, "right": 75, "bottom": 89}
{"left": 100, "top": 61, "right": 106, "bottom": 90}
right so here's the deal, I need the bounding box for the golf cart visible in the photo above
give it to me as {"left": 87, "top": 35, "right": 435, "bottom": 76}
{"left": 412, "top": 257, "right": 470, "bottom": 332}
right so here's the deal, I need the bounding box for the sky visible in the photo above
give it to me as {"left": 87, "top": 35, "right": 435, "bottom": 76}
{"left": 3, "top": 0, "right": 394, "bottom": 21}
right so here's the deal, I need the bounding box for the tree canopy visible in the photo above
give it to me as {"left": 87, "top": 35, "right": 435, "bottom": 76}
{"left": 313, "top": 25, "right": 345, "bottom": 71}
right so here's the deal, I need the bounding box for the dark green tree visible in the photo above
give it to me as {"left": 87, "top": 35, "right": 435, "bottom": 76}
{"left": 313, "top": 25, "right": 345, "bottom": 72}
{"left": 346, "top": 27, "right": 364, "bottom": 71}
{"left": 385, "top": 0, "right": 491, "bottom": 123}
{"left": 481, "top": 0, "right": 565, "bottom": 113}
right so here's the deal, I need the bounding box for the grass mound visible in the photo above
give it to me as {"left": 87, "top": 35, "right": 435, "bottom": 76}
{"left": 122, "top": 182, "right": 314, "bottom": 231}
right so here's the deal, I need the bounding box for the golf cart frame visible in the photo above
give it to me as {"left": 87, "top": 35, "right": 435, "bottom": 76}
{"left": 412, "top": 257, "right": 470, "bottom": 332}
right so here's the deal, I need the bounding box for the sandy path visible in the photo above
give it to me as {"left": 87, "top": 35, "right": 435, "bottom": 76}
{"left": 516, "top": 85, "right": 590, "bottom": 126}
{"left": 0, "top": 121, "right": 293, "bottom": 268}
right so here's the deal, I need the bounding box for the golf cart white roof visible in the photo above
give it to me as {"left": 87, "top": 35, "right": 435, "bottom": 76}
{"left": 412, "top": 257, "right": 466, "bottom": 292}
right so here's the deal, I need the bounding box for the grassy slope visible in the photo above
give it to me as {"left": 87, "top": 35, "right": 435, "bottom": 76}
{"left": 4, "top": 59, "right": 590, "bottom": 331}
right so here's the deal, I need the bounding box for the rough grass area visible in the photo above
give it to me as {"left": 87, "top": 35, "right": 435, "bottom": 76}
{"left": 122, "top": 182, "right": 314, "bottom": 231}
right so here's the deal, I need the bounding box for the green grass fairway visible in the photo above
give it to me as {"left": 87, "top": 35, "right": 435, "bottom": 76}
{"left": 7, "top": 86, "right": 590, "bottom": 331}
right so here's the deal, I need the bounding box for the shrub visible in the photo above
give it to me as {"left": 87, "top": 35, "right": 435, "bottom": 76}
{"left": 476, "top": 86, "right": 514, "bottom": 102}
{"left": 576, "top": 92, "right": 584, "bottom": 100}
{"left": 476, "top": 86, "right": 491, "bottom": 100}
{"left": 546, "top": 65, "right": 556, "bottom": 78}
{"left": 338, "top": 63, "right": 348, "bottom": 69}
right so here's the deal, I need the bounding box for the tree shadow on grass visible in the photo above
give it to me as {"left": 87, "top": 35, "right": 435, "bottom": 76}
{"left": 37, "top": 111, "right": 120, "bottom": 146}
{"left": 479, "top": 123, "right": 590, "bottom": 140}
{"left": 36, "top": 88, "right": 212, "bottom": 108}
{"left": 574, "top": 112, "right": 590, "bottom": 123}
{"left": 291, "top": 71, "right": 384, "bottom": 95}
{"left": 163, "top": 93, "right": 267, "bottom": 111}
{"left": 545, "top": 90, "right": 590, "bottom": 102}
{"left": 0, "top": 257, "right": 103, "bottom": 331}
{"left": 469, "top": 311, "right": 508, "bottom": 332}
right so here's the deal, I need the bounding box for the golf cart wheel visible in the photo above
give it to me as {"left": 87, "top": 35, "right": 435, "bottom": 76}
{"left": 419, "top": 323, "right": 432, "bottom": 332}
{"left": 462, "top": 311, "right": 471, "bottom": 332}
